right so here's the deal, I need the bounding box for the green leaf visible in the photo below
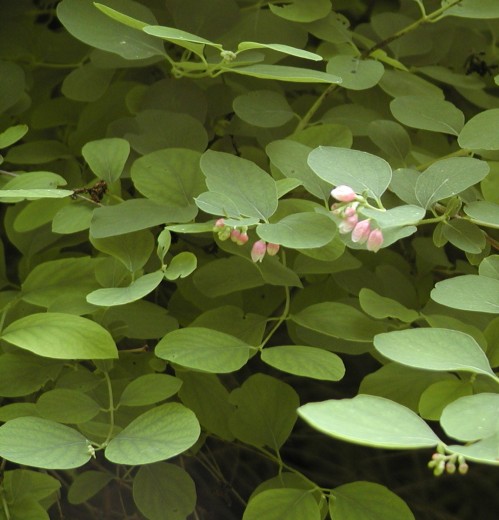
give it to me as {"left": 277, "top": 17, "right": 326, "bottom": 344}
{"left": 155, "top": 327, "right": 251, "bottom": 373}
{"left": 229, "top": 374, "right": 299, "bottom": 450}
{"left": 105, "top": 403, "right": 200, "bottom": 465}
{"left": 447, "top": 433, "right": 499, "bottom": 466}
{"left": 5, "top": 140, "right": 71, "bottom": 164}
{"left": 360, "top": 206, "right": 425, "bottom": 229}
{"left": 441, "top": 393, "right": 499, "bottom": 441}
{"left": 36, "top": 389, "right": 101, "bottom": 424}
{"left": 257, "top": 213, "right": 337, "bottom": 248}
{"left": 431, "top": 274, "right": 499, "bottom": 313}
{"left": 415, "top": 157, "right": 489, "bottom": 209}
{"left": 133, "top": 463, "right": 196, "bottom": 520}
{"left": 178, "top": 372, "right": 234, "bottom": 440}
{"left": 459, "top": 109, "right": 499, "bottom": 150}
{"left": 57, "top": 0, "right": 165, "bottom": 60}
{"left": 0, "top": 61, "right": 25, "bottom": 115}
{"left": 0, "top": 417, "right": 92, "bottom": 469}
{"left": 266, "top": 140, "right": 331, "bottom": 201}
{"left": 68, "top": 471, "right": 114, "bottom": 505}
{"left": 359, "top": 288, "right": 419, "bottom": 322}
{"left": 442, "top": 219, "right": 485, "bottom": 254}
{"left": 0, "top": 189, "right": 72, "bottom": 200}
{"left": 93, "top": 2, "right": 148, "bottom": 29}
{"left": 418, "top": 380, "right": 473, "bottom": 421}
{"left": 90, "top": 199, "right": 197, "bottom": 238}
{"left": 193, "top": 257, "right": 264, "bottom": 297}
{"left": 367, "top": 120, "right": 411, "bottom": 160}
{"left": 226, "top": 64, "right": 342, "bottom": 84}
{"left": 0, "top": 125, "right": 28, "bottom": 149}
{"left": 131, "top": 148, "right": 205, "bottom": 208}
{"left": 269, "top": 0, "right": 331, "bottom": 22}
{"left": 86, "top": 270, "right": 164, "bottom": 307}
{"left": 298, "top": 395, "right": 440, "bottom": 449}
{"left": 82, "top": 138, "right": 130, "bottom": 183}
{"left": 480, "top": 255, "right": 499, "bottom": 279}
{"left": 2, "top": 172, "right": 66, "bottom": 190}
{"left": 390, "top": 95, "right": 464, "bottom": 135}
{"left": 233, "top": 90, "right": 294, "bottom": 128}
{"left": 0, "top": 353, "right": 62, "bottom": 398}
{"left": 261, "top": 345, "right": 345, "bottom": 381}
{"left": 22, "top": 257, "right": 100, "bottom": 308}
{"left": 291, "top": 302, "right": 387, "bottom": 342}
{"left": 243, "top": 489, "right": 321, "bottom": 520}
{"left": 1, "top": 313, "right": 118, "bottom": 360}
{"left": 330, "top": 482, "right": 414, "bottom": 520}
{"left": 164, "top": 252, "right": 197, "bottom": 280}
{"left": 142, "top": 24, "right": 222, "bottom": 54}
{"left": 308, "top": 146, "right": 392, "bottom": 199}
{"left": 119, "top": 374, "right": 182, "bottom": 407}
{"left": 327, "top": 55, "right": 384, "bottom": 90}
{"left": 237, "top": 42, "right": 322, "bottom": 61}
{"left": 374, "top": 328, "right": 496, "bottom": 379}
{"left": 443, "top": 0, "right": 499, "bottom": 19}
{"left": 62, "top": 63, "right": 114, "bottom": 102}
{"left": 90, "top": 230, "right": 154, "bottom": 272}
{"left": 3, "top": 469, "right": 61, "bottom": 502}
{"left": 464, "top": 201, "right": 499, "bottom": 229}
{"left": 52, "top": 204, "right": 94, "bottom": 234}
{"left": 200, "top": 150, "right": 278, "bottom": 220}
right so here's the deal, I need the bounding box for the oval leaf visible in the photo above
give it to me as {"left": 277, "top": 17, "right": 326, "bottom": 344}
{"left": 1, "top": 313, "right": 118, "bottom": 359}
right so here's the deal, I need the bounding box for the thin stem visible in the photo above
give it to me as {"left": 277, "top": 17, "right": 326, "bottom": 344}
{"left": 101, "top": 371, "right": 116, "bottom": 448}
{"left": 0, "top": 170, "right": 18, "bottom": 177}
{"left": 362, "top": 0, "right": 463, "bottom": 58}
{"left": 416, "top": 215, "right": 447, "bottom": 226}
{"left": 294, "top": 84, "right": 338, "bottom": 134}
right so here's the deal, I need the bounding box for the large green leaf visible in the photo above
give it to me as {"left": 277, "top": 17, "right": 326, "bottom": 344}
{"left": 441, "top": 393, "right": 499, "bottom": 441}
{"left": 442, "top": 219, "right": 485, "bottom": 254}
{"left": 1, "top": 313, "right": 118, "bottom": 360}
{"left": 36, "top": 389, "right": 101, "bottom": 424}
{"left": 82, "top": 138, "right": 130, "bottom": 183}
{"left": 105, "top": 403, "right": 200, "bottom": 465}
{"left": 431, "top": 274, "right": 499, "bottom": 313}
{"left": 200, "top": 150, "right": 278, "bottom": 220}
{"left": 330, "top": 482, "right": 414, "bottom": 520}
{"left": 458, "top": 109, "right": 499, "bottom": 150}
{"left": 443, "top": 0, "right": 499, "bottom": 19}
{"left": 0, "top": 417, "right": 92, "bottom": 469}
{"left": 327, "top": 55, "right": 384, "bottom": 90}
{"left": 298, "top": 395, "right": 441, "bottom": 448}
{"left": 237, "top": 42, "right": 322, "bottom": 61}
{"left": 418, "top": 380, "right": 473, "bottom": 421}
{"left": 359, "top": 288, "right": 419, "bottom": 322}
{"left": 86, "top": 271, "right": 164, "bottom": 307}
{"left": 415, "top": 157, "right": 489, "bottom": 209}
{"left": 307, "top": 146, "right": 392, "bottom": 200}
{"left": 155, "top": 327, "right": 251, "bottom": 373}
{"left": 464, "top": 201, "right": 499, "bottom": 229}
{"left": 374, "top": 328, "right": 495, "bottom": 378}
{"left": 68, "top": 471, "right": 114, "bottom": 505}
{"left": 226, "top": 64, "right": 342, "bottom": 83}
{"left": 243, "top": 489, "right": 321, "bottom": 520}
{"left": 0, "top": 61, "right": 25, "bottom": 115}
{"left": 233, "top": 90, "right": 294, "bottom": 128}
{"left": 131, "top": 148, "right": 205, "bottom": 208}
{"left": 291, "top": 302, "right": 387, "bottom": 341}
{"left": 268, "top": 0, "right": 331, "bottom": 22}
{"left": 0, "top": 124, "right": 28, "bottom": 149}
{"left": 256, "top": 213, "right": 336, "bottom": 248}
{"left": 133, "top": 463, "right": 196, "bottom": 520}
{"left": 57, "top": 0, "right": 165, "bottom": 59}
{"left": 390, "top": 95, "right": 464, "bottom": 135}
{"left": 261, "top": 345, "right": 345, "bottom": 381}
{"left": 119, "top": 374, "right": 182, "bottom": 407}
{"left": 90, "top": 199, "right": 197, "bottom": 238}
{"left": 229, "top": 374, "right": 299, "bottom": 450}
{"left": 0, "top": 189, "right": 72, "bottom": 200}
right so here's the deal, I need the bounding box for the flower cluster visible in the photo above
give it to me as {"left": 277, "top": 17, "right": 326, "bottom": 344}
{"left": 428, "top": 451, "right": 469, "bottom": 477}
{"left": 213, "top": 219, "right": 279, "bottom": 262}
{"left": 330, "top": 185, "right": 384, "bottom": 253}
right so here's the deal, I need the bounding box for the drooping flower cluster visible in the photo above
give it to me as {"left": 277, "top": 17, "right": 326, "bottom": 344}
{"left": 213, "top": 219, "right": 279, "bottom": 262}
{"left": 428, "top": 450, "right": 469, "bottom": 477}
{"left": 330, "top": 185, "right": 384, "bottom": 253}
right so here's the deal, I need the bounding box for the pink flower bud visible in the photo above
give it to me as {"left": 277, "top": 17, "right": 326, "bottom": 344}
{"left": 214, "top": 218, "right": 225, "bottom": 229}
{"left": 344, "top": 206, "right": 357, "bottom": 218}
{"left": 266, "top": 243, "right": 280, "bottom": 256}
{"left": 331, "top": 185, "right": 357, "bottom": 202}
{"left": 230, "top": 229, "right": 241, "bottom": 243}
{"left": 237, "top": 231, "right": 249, "bottom": 245}
{"left": 251, "top": 240, "right": 267, "bottom": 263}
{"left": 366, "top": 228, "right": 384, "bottom": 252}
{"left": 338, "top": 213, "right": 358, "bottom": 234}
{"left": 351, "top": 219, "right": 371, "bottom": 243}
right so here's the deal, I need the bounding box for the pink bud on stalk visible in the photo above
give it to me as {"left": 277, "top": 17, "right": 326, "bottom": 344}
{"left": 351, "top": 219, "right": 371, "bottom": 244}
{"left": 214, "top": 218, "right": 225, "bottom": 229}
{"left": 366, "top": 228, "right": 384, "bottom": 252}
{"left": 266, "top": 243, "right": 280, "bottom": 256}
{"left": 331, "top": 185, "right": 357, "bottom": 202}
{"left": 237, "top": 231, "right": 249, "bottom": 245}
{"left": 251, "top": 240, "right": 267, "bottom": 263}
{"left": 338, "top": 213, "right": 358, "bottom": 234}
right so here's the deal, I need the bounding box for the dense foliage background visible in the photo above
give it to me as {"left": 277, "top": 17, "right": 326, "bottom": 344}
{"left": 0, "top": 0, "right": 499, "bottom": 518}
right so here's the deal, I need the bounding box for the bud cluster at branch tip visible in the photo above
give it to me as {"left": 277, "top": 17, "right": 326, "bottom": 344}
{"left": 428, "top": 450, "right": 469, "bottom": 477}
{"left": 251, "top": 240, "right": 280, "bottom": 262}
{"left": 330, "top": 185, "right": 384, "bottom": 253}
